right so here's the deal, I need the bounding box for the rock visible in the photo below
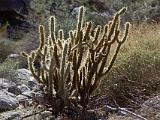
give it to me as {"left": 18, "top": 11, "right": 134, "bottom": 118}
{"left": 0, "top": 90, "right": 19, "bottom": 111}
{"left": 18, "top": 84, "right": 30, "bottom": 93}
{"left": 21, "top": 91, "right": 35, "bottom": 98}
{"left": 99, "top": 12, "right": 112, "bottom": 19}
{"left": 8, "top": 85, "right": 22, "bottom": 95}
{"left": 142, "top": 95, "right": 160, "bottom": 110}
{"left": 27, "top": 77, "right": 38, "bottom": 90}
{"left": 35, "top": 110, "right": 54, "bottom": 120}
{"left": 0, "top": 78, "right": 16, "bottom": 90}
{"left": 16, "top": 94, "right": 28, "bottom": 101}
{"left": 41, "top": 110, "right": 52, "bottom": 118}
{"left": 0, "top": 78, "right": 10, "bottom": 90}
{"left": 31, "top": 91, "right": 50, "bottom": 106}
{"left": 16, "top": 94, "right": 30, "bottom": 107}
{"left": 0, "top": 0, "right": 31, "bottom": 23}
{"left": 71, "top": 6, "right": 80, "bottom": 15}
{"left": 7, "top": 112, "right": 20, "bottom": 120}
{"left": 16, "top": 69, "right": 32, "bottom": 83}
{"left": 139, "top": 95, "right": 160, "bottom": 119}
{"left": 17, "top": 68, "right": 32, "bottom": 77}
{"left": 155, "top": 113, "right": 160, "bottom": 120}
{"left": 8, "top": 53, "right": 20, "bottom": 58}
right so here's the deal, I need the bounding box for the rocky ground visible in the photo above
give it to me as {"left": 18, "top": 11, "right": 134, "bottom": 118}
{"left": 0, "top": 68, "right": 160, "bottom": 119}
{"left": 0, "top": 69, "right": 55, "bottom": 120}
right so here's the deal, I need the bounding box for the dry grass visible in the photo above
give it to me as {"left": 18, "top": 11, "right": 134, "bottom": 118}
{"left": 99, "top": 23, "right": 160, "bottom": 111}
{"left": 0, "top": 40, "right": 16, "bottom": 62}
{"left": 0, "top": 58, "right": 18, "bottom": 81}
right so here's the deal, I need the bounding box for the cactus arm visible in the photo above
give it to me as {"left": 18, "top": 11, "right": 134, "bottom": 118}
{"left": 58, "top": 43, "right": 68, "bottom": 102}
{"left": 76, "top": 6, "right": 84, "bottom": 44}
{"left": 48, "top": 55, "right": 55, "bottom": 96}
{"left": 28, "top": 56, "right": 42, "bottom": 83}
{"left": 49, "top": 16, "right": 56, "bottom": 44}
{"left": 53, "top": 44, "right": 60, "bottom": 68}
{"left": 39, "top": 25, "right": 45, "bottom": 50}
{"left": 93, "top": 25, "right": 101, "bottom": 44}
{"left": 83, "top": 22, "right": 92, "bottom": 42}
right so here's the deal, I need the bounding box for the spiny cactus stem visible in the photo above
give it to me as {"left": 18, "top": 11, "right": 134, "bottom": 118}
{"left": 39, "top": 25, "right": 45, "bottom": 50}
{"left": 72, "top": 50, "right": 77, "bottom": 70}
{"left": 21, "top": 52, "right": 28, "bottom": 57}
{"left": 48, "top": 56, "right": 55, "bottom": 95}
{"left": 59, "top": 29, "right": 64, "bottom": 41}
{"left": 77, "top": 6, "right": 84, "bottom": 33}
{"left": 102, "top": 24, "right": 108, "bottom": 40}
{"left": 102, "top": 43, "right": 121, "bottom": 76}
{"left": 53, "top": 44, "right": 60, "bottom": 68}
{"left": 76, "top": 48, "right": 84, "bottom": 69}
{"left": 58, "top": 43, "right": 68, "bottom": 101}
{"left": 28, "top": 57, "right": 42, "bottom": 84}
{"left": 69, "top": 31, "right": 75, "bottom": 45}
{"left": 41, "top": 69, "right": 47, "bottom": 85}
{"left": 64, "top": 62, "right": 71, "bottom": 82}
{"left": 71, "top": 42, "right": 87, "bottom": 51}
{"left": 83, "top": 22, "right": 92, "bottom": 42}
{"left": 87, "top": 56, "right": 102, "bottom": 89}
{"left": 49, "top": 16, "right": 56, "bottom": 44}
{"left": 90, "top": 49, "right": 95, "bottom": 63}
{"left": 67, "top": 42, "right": 72, "bottom": 57}
{"left": 98, "top": 45, "right": 111, "bottom": 75}
{"left": 93, "top": 26, "right": 101, "bottom": 44}
{"left": 118, "top": 7, "right": 127, "bottom": 15}
{"left": 117, "top": 22, "right": 130, "bottom": 44}
{"left": 107, "top": 8, "right": 123, "bottom": 41}
{"left": 76, "top": 6, "right": 84, "bottom": 44}
{"left": 94, "top": 36, "right": 104, "bottom": 52}
{"left": 57, "top": 40, "right": 63, "bottom": 49}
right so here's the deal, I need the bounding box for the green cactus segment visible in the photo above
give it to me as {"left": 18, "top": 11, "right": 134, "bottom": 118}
{"left": 22, "top": 6, "right": 130, "bottom": 111}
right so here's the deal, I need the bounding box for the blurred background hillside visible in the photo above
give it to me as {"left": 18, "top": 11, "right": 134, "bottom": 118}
{"left": 0, "top": 0, "right": 160, "bottom": 56}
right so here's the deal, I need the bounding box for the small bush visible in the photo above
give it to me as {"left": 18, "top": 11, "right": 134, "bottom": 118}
{"left": 0, "top": 59, "right": 18, "bottom": 81}
{"left": 0, "top": 41, "right": 15, "bottom": 62}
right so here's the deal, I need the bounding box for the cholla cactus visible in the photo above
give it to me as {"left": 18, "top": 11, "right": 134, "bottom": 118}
{"left": 22, "top": 6, "right": 130, "bottom": 112}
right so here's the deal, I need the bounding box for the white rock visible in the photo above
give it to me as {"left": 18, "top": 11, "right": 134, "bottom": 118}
{"left": 0, "top": 90, "right": 19, "bottom": 110}
{"left": 0, "top": 78, "right": 16, "bottom": 90}
{"left": 18, "top": 84, "right": 30, "bottom": 93}
{"left": 16, "top": 69, "right": 32, "bottom": 83}
{"left": 27, "top": 77, "right": 38, "bottom": 90}
{"left": 21, "top": 91, "right": 35, "bottom": 98}
{"left": 8, "top": 54, "right": 20, "bottom": 58}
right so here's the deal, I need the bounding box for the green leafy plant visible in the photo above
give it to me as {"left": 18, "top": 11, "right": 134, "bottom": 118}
{"left": 22, "top": 6, "right": 130, "bottom": 114}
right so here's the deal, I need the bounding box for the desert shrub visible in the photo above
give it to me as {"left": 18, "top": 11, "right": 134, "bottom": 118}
{"left": 0, "top": 59, "right": 18, "bottom": 81}
{"left": 0, "top": 41, "right": 15, "bottom": 62}
{"left": 102, "top": 24, "right": 160, "bottom": 108}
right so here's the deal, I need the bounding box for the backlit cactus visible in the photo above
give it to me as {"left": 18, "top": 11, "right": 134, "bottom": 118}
{"left": 22, "top": 6, "right": 130, "bottom": 112}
